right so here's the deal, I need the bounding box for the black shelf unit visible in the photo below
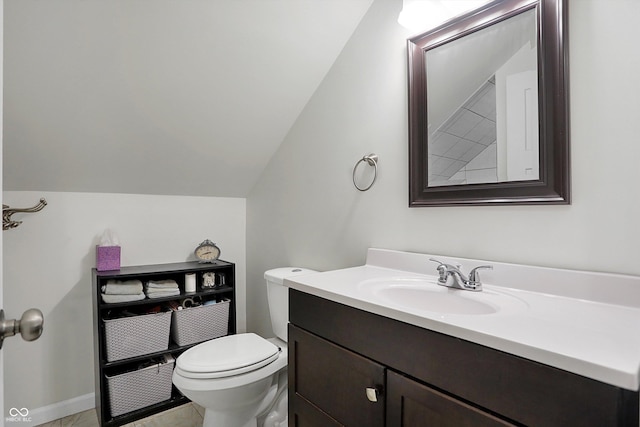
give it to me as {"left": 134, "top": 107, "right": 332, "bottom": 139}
{"left": 92, "top": 260, "right": 236, "bottom": 427}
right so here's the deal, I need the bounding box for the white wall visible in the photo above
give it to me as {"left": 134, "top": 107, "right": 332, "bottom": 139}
{"left": 2, "top": 191, "right": 245, "bottom": 414}
{"left": 3, "top": 0, "right": 372, "bottom": 198}
{"left": 246, "top": 0, "right": 640, "bottom": 337}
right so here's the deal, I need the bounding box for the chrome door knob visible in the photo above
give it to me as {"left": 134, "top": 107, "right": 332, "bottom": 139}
{"left": 0, "top": 308, "right": 44, "bottom": 349}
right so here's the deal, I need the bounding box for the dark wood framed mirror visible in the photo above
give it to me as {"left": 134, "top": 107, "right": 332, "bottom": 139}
{"left": 407, "top": 0, "right": 569, "bottom": 206}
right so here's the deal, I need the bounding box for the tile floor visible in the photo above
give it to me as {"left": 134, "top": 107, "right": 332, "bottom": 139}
{"left": 36, "top": 403, "right": 204, "bottom": 427}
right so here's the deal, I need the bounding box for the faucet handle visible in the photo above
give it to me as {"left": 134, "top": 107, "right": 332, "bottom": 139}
{"left": 430, "top": 258, "right": 462, "bottom": 269}
{"left": 429, "top": 258, "right": 449, "bottom": 272}
{"left": 468, "top": 265, "right": 493, "bottom": 284}
{"left": 429, "top": 258, "right": 449, "bottom": 284}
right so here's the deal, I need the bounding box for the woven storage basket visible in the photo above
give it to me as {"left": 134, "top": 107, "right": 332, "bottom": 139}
{"left": 104, "top": 311, "right": 171, "bottom": 362}
{"left": 106, "top": 357, "right": 174, "bottom": 417}
{"left": 171, "top": 299, "right": 230, "bottom": 346}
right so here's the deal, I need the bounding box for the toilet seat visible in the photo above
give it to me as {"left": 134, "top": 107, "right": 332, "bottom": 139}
{"left": 176, "top": 333, "right": 280, "bottom": 379}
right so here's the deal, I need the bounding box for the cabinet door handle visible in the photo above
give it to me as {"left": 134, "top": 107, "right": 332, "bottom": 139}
{"left": 366, "top": 387, "right": 379, "bottom": 402}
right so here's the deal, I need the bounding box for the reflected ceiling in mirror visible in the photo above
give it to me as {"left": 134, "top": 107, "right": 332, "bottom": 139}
{"left": 407, "top": 0, "right": 570, "bottom": 206}
{"left": 427, "top": 9, "right": 537, "bottom": 187}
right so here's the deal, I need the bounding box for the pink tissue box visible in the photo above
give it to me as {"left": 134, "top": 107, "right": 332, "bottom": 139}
{"left": 96, "top": 246, "right": 121, "bottom": 271}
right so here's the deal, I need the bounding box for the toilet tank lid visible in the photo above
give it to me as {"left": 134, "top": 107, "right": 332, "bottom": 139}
{"left": 264, "top": 267, "right": 317, "bottom": 285}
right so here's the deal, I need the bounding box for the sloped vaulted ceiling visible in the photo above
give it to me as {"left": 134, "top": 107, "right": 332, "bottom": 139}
{"left": 3, "top": 0, "right": 373, "bottom": 197}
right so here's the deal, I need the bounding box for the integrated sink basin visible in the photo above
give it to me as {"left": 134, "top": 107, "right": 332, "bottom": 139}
{"left": 358, "top": 277, "right": 528, "bottom": 316}
{"left": 285, "top": 249, "right": 640, "bottom": 391}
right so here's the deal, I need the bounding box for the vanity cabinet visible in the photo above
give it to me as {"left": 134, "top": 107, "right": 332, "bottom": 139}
{"left": 290, "top": 325, "right": 511, "bottom": 427}
{"left": 289, "top": 325, "right": 385, "bottom": 426}
{"left": 289, "top": 289, "right": 638, "bottom": 426}
{"left": 92, "top": 261, "right": 236, "bottom": 427}
{"left": 386, "top": 370, "right": 513, "bottom": 426}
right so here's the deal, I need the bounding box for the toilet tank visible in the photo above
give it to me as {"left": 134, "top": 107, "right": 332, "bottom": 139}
{"left": 264, "top": 267, "right": 317, "bottom": 342}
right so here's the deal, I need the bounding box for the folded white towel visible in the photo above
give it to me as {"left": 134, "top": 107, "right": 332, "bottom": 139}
{"left": 146, "top": 288, "right": 180, "bottom": 294}
{"left": 102, "top": 280, "right": 143, "bottom": 295}
{"left": 101, "top": 293, "right": 146, "bottom": 303}
{"left": 146, "top": 289, "right": 180, "bottom": 299}
{"left": 146, "top": 280, "right": 179, "bottom": 289}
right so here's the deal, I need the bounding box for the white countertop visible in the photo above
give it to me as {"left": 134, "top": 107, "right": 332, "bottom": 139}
{"left": 285, "top": 248, "right": 640, "bottom": 391}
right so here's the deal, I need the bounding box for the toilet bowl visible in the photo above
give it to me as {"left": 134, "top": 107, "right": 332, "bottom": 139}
{"left": 173, "top": 334, "right": 287, "bottom": 427}
{"left": 172, "top": 267, "right": 316, "bottom": 427}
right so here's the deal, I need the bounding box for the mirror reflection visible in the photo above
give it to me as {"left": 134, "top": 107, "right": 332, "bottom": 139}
{"left": 427, "top": 9, "right": 538, "bottom": 187}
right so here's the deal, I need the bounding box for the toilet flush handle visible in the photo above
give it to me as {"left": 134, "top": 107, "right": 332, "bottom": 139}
{"left": 0, "top": 308, "right": 44, "bottom": 349}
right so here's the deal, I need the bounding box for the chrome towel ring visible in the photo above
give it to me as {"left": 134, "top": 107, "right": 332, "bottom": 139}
{"left": 353, "top": 154, "right": 378, "bottom": 192}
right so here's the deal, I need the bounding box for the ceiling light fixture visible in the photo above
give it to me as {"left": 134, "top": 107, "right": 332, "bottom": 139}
{"left": 398, "top": 0, "right": 492, "bottom": 33}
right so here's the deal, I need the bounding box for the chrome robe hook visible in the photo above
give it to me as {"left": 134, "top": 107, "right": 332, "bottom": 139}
{"left": 3, "top": 198, "right": 48, "bottom": 230}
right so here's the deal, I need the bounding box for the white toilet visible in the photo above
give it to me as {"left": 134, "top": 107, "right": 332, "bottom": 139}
{"left": 172, "top": 267, "right": 315, "bottom": 427}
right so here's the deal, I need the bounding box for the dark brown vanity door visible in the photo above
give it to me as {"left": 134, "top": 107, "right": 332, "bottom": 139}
{"left": 289, "top": 324, "right": 385, "bottom": 427}
{"left": 387, "top": 370, "right": 516, "bottom": 427}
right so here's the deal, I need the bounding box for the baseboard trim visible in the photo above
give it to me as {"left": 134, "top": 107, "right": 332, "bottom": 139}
{"left": 27, "top": 393, "right": 94, "bottom": 426}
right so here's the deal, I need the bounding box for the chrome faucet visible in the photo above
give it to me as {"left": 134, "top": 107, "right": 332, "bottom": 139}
{"left": 429, "top": 258, "right": 493, "bottom": 292}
